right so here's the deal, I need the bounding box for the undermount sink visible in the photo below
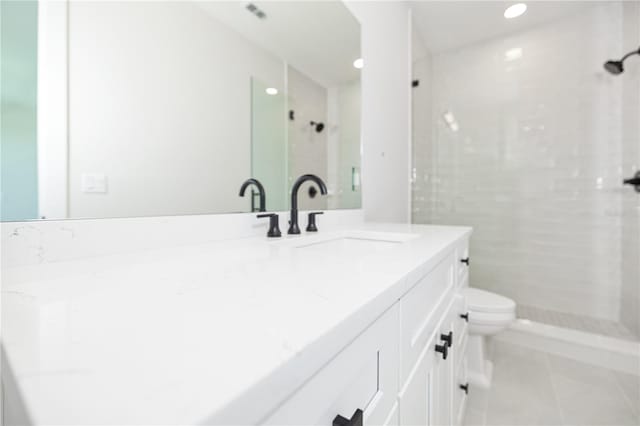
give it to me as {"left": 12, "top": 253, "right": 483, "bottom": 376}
{"left": 292, "top": 231, "right": 418, "bottom": 253}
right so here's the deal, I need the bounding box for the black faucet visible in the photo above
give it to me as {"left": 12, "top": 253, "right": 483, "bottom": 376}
{"left": 288, "top": 174, "right": 327, "bottom": 234}
{"left": 239, "top": 178, "right": 266, "bottom": 212}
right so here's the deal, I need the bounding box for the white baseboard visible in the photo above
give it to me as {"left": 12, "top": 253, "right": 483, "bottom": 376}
{"left": 493, "top": 319, "right": 640, "bottom": 376}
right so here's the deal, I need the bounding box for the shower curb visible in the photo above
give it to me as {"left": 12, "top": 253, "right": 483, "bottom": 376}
{"left": 493, "top": 319, "right": 640, "bottom": 376}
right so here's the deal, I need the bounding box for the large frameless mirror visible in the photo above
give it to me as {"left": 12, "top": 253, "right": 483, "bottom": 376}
{"left": 0, "top": 0, "right": 361, "bottom": 221}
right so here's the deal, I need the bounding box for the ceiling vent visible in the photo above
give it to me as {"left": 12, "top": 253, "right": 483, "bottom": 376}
{"left": 246, "top": 3, "right": 267, "bottom": 20}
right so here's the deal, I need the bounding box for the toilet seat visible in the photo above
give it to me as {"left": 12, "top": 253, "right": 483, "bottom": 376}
{"left": 464, "top": 287, "right": 516, "bottom": 313}
{"left": 468, "top": 310, "right": 516, "bottom": 325}
{"left": 463, "top": 287, "right": 516, "bottom": 325}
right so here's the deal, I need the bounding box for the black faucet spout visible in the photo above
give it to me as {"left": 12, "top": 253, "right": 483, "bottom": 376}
{"left": 288, "top": 174, "right": 327, "bottom": 234}
{"left": 239, "top": 178, "right": 266, "bottom": 212}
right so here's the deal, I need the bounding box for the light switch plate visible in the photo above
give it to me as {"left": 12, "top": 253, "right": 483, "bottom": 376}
{"left": 81, "top": 173, "right": 108, "bottom": 193}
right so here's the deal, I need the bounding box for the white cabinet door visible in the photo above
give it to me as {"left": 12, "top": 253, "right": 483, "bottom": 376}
{"left": 263, "top": 305, "right": 399, "bottom": 426}
{"left": 398, "top": 303, "right": 458, "bottom": 426}
{"left": 431, "top": 316, "right": 455, "bottom": 426}
{"left": 398, "top": 335, "right": 436, "bottom": 426}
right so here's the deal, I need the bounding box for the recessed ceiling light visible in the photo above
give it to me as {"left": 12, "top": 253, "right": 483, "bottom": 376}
{"left": 265, "top": 87, "right": 278, "bottom": 95}
{"left": 504, "top": 3, "right": 527, "bottom": 19}
{"left": 353, "top": 58, "right": 363, "bottom": 69}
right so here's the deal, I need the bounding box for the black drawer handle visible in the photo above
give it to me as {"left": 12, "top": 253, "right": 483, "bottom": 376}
{"left": 333, "top": 409, "right": 363, "bottom": 426}
{"left": 435, "top": 343, "right": 448, "bottom": 360}
{"left": 440, "top": 331, "right": 453, "bottom": 348}
{"left": 460, "top": 312, "right": 469, "bottom": 322}
{"left": 460, "top": 257, "right": 470, "bottom": 265}
{"left": 460, "top": 383, "right": 469, "bottom": 394}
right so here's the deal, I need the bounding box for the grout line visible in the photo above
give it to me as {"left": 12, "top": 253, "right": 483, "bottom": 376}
{"left": 543, "top": 349, "right": 567, "bottom": 426}
{"left": 610, "top": 371, "right": 640, "bottom": 419}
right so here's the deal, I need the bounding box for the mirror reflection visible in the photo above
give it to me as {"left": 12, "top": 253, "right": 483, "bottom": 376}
{"left": 0, "top": 0, "right": 361, "bottom": 221}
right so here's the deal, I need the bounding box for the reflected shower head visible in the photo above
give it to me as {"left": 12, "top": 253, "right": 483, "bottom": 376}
{"left": 604, "top": 60, "right": 624, "bottom": 75}
{"left": 310, "top": 121, "right": 324, "bottom": 133}
{"left": 604, "top": 47, "right": 640, "bottom": 75}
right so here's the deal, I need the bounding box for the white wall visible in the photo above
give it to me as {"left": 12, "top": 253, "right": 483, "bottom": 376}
{"left": 67, "top": 1, "right": 284, "bottom": 218}
{"left": 619, "top": 1, "right": 640, "bottom": 338}
{"left": 37, "top": 0, "right": 68, "bottom": 220}
{"left": 345, "top": 1, "right": 412, "bottom": 223}
{"left": 413, "top": 3, "right": 630, "bottom": 321}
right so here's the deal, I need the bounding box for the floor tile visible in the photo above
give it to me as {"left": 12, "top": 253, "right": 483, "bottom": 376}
{"left": 486, "top": 343, "right": 563, "bottom": 425}
{"left": 552, "top": 375, "right": 639, "bottom": 426}
{"left": 463, "top": 407, "right": 485, "bottom": 426}
{"left": 463, "top": 341, "right": 640, "bottom": 426}
{"left": 614, "top": 371, "right": 640, "bottom": 416}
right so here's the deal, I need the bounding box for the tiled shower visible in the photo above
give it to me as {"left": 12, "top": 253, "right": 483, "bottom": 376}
{"left": 412, "top": 2, "right": 640, "bottom": 340}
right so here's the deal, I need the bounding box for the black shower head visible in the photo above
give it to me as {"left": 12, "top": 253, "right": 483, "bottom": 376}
{"left": 604, "top": 47, "right": 640, "bottom": 75}
{"left": 604, "top": 60, "right": 624, "bottom": 75}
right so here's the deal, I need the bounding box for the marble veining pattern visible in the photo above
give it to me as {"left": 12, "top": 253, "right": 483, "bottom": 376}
{"left": 1, "top": 222, "right": 471, "bottom": 425}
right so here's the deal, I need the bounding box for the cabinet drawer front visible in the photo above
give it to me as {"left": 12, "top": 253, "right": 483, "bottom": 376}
{"left": 400, "top": 257, "right": 454, "bottom": 387}
{"left": 263, "top": 304, "right": 399, "bottom": 426}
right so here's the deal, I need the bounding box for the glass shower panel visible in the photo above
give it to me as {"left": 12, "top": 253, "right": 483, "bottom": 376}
{"left": 0, "top": 0, "right": 39, "bottom": 221}
{"left": 251, "top": 77, "right": 287, "bottom": 212}
{"left": 412, "top": 2, "right": 640, "bottom": 340}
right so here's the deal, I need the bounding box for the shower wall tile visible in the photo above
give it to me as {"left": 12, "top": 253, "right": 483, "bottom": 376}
{"left": 412, "top": 45, "right": 434, "bottom": 224}
{"left": 413, "top": 3, "right": 634, "bottom": 321}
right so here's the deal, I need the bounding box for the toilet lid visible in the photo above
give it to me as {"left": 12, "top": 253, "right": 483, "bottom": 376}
{"left": 463, "top": 287, "right": 516, "bottom": 313}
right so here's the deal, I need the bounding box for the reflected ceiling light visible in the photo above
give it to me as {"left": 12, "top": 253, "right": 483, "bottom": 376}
{"left": 504, "top": 3, "right": 527, "bottom": 19}
{"left": 265, "top": 87, "right": 278, "bottom": 95}
{"left": 353, "top": 58, "right": 363, "bottom": 69}
{"left": 504, "top": 47, "right": 523, "bottom": 61}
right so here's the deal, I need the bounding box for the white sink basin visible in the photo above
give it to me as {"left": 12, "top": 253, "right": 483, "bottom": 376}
{"left": 291, "top": 231, "right": 418, "bottom": 254}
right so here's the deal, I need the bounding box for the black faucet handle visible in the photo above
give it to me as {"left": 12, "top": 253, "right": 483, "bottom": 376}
{"left": 257, "top": 213, "right": 282, "bottom": 238}
{"left": 306, "top": 211, "right": 324, "bottom": 232}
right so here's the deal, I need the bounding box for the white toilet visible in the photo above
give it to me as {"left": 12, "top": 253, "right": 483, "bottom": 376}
{"left": 463, "top": 287, "right": 516, "bottom": 389}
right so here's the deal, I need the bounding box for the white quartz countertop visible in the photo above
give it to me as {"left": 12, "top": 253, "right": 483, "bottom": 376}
{"left": 2, "top": 223, "right": 471, "bottom": 425}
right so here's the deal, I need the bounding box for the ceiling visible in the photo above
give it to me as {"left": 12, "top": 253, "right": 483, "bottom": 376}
{"left": 195, "top": 1, "right": 360, "bottom": 87}
{"left": 410, "top": 1, "right": 595, "bottom": 53}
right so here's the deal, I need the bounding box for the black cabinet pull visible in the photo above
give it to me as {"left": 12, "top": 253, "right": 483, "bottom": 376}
{"left": 460, "top": 383, "right": 469, "bottom": 394}
{"left": 333, "top": 409, "right": 363, "bottom": 426}
{"left": 460, "top": 257, "right": 470, "bottom": 265}
{"left": 435, "top": 343, "right": 448, "bottom": 360}
{"left": 440, "top": 331, "right": 453, "bottom": 348}
{"left": 460, "top": 312, "right": 469, "bottom": 322}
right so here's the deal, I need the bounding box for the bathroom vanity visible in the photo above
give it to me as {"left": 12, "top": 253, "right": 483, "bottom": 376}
{"left": 1, "top": 220, "right": 471, "bottom": 425}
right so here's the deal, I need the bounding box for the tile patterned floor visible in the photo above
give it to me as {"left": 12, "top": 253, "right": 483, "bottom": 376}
{"left": 463, "top": 340, "right": 640, "bottom": 426}
{"left": 517, "top": 305, "right": 639, "bottom": 342}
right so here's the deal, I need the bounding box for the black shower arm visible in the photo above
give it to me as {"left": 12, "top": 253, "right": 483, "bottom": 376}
{"left": 621, "top": 47, "right": 640, "bottom": 62}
